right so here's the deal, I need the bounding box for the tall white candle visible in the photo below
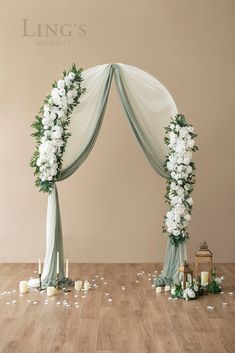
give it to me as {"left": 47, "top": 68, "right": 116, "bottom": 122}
{"left": 38, "top": 258, "right": 42, "bottom": 275}
{"left": 65, "top": 258, "right": 69, "bottom": 278}
{"left": 19, "top": 281, "right": 28, "bottom": 294}
{"left": 56, "top": 252, "right": 59, "bottom": 274}
{"left": 201, "top": 271, "right": 209, "bottom": 285}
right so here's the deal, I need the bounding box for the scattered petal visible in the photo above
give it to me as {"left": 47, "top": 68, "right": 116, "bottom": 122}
{"left": 229, "top": 292, "right": 234, "bottom": 295}
{"left": 222, "top": 302, "right": 228, "bottom": 305}
{"left": 33, "top": 301, "right": 38, "bottom": 305}
{"left": 206, "top": 305, "right": 214, "bottom": 310}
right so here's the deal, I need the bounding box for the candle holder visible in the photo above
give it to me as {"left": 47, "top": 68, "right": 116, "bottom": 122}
{"left": 63, "top": 278, "right": 71, "bottom": 293}
{"left": 37, "top": 273, "right": 43, "bottom": 291}
{"left": 56, "top": 273, "right": 60, "bottom": 290}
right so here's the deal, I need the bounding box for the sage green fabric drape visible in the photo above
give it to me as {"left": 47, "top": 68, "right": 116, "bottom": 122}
{"left": 42, "top": 65, "right": 114, "bottom": 286}
{"left": 113, "top": 65, "right": 187, "bottom": 285}
{"left": 41, "top": 63, "right": 187, "bottom": 287}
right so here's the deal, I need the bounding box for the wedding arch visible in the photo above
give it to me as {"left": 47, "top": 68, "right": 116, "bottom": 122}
{"left": 31, "top": 63, "right": 197, "bottom": 287}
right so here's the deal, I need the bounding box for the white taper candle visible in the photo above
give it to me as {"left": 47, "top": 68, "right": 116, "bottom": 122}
{"left": 38, "top": 258, "right": 42, "bottom": 275}
{"left": 65, "top": 258, "right": 69, "bottom": 278}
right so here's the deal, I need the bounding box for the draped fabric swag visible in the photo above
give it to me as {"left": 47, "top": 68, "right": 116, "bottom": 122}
{"left": 41, "top": 63, "right": 187, "bottom": 287}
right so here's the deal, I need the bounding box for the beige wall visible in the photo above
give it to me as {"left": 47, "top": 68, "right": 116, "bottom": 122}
{"left": 0, "top": 0, "right": 234, "bottom": 263}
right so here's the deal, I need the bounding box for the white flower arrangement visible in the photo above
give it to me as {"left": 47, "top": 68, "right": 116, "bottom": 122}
{"left": 163, "top": 114, "right": 198, "bottom": 245}
{"left": 30, "top": 64, "right": 85, "bottom": 193}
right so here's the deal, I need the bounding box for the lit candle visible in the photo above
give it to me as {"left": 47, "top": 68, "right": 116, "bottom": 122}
{"left": 156, "top": 286, "right": 162, "bottom": 294}
{"left": 65, "top": 258, "right": 69, "bottom": 278}
{"left": 75, "top": 280, "right": 83, "bottom": 291}
{"left": 84, "top": 280, "right": 90, "bottom": 291}
{"left": 47, "top": 286, "right": 57, "bottom": 297}
{"left": 19, "top": 281, "right": 28, "bottom": 294}
{"left": 56, "top": 252, "right": 59, "bottom": 274}
{"left": 165, "top": 285, "right": 171, "bottom": 292}
{"left": 201, "top": 271, "right": 209, "bottom": 285}
{"left": 38, "top": 258, "right": 42, "bottom": 275}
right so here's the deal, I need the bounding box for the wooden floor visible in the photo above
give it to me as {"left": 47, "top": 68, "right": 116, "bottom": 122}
{"left": 0, "top": 263, "right": 235, "bottom": 353}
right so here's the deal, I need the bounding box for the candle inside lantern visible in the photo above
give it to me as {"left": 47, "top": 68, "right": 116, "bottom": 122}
{"left": 84, "top": 280, "right": 90, "bottom": 291}
{"left": 56, "top": 252, "right": 59, "bottom": 274}
{"left": 156, "top": 286, "right": 162, "bottom": 294}
{"left": 75, "top": 280, "right": 83, "bottom": 291}
{"left": 201, "top": 271, "right": 209, "bottom": 285}
{"left": 47, "top": 286, "right": 57, "bottom": 297}
{"left": 65, "top": 258, "right": 69, "bottom": 278}
{"left": 165, "top": 285, "right": 171, "bottom": 292}
{"left": 38, "top": 258, "right": 42, "bottom": 275}
{"left": 19, "top": 281, "right": 28, "bottom": 294}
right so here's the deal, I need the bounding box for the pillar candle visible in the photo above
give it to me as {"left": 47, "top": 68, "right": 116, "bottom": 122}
{"left": 156, "top": 286, "right": 162, "bottom": 294}
{"left": 165, "top": 285, "right": 171, "bottom": 292}
{"left": 65, "top": 259, "right": 69, "bottom": 278}
{"left": 38, "top": 258, "right": 42, "bottom": 275}
{"left": 201, "top": 271, "right": 209, "bottom": 285}
{"left": 56, "top": 252, "right": 59, "bottom": 274}
{"left": 84, "top": 280, "right": 90, "bottom": 291}
{"left": 47, "top": 286, "right": 57, "bottom": 297}
{"left": 75, "top": 280, "right": 83, "bottom": 291}
{"left": 19, "top": 281, "right": 28, "bottom": 294}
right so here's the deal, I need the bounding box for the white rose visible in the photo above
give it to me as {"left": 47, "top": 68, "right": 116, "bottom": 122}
{"left": 36, "top": 158, "right": 42, "bottom": 166}
{"left": 183, "top": 151, "right": 192, "bottom": 165}
{"left": 215, "top": 277, "right": 222, "bottom": 284}
{"left": 57, "top": 80, "right": 65, "bottom": 90}
{"left": 171, "top": 196, "right": 182, "bottom": 205}
{"left": 188, "top": 126, "right": 194, "bottom": 133}
{"left": 51, "top": 88, "right": 61, "bottom": 106}
{"left": 171, "top": 288, "right": 176, "bottom": 295}
{"left": 187, "top": 139, "right": 195, "bottom": 149}
{"left": 58, "top": 88, "right": 66, "bottom": 97}
{"left": 187, "top": 197, "right": 193, "bottom": 206}
{"left": 170, "top": 124, "right": 175, "bottom": 129}
{"left": 186, "top": 165, "right": 193, "bottom": 174}
{"left": 60, "top": 96, "right": 68, "bottom": 110}
{"left": 51, "top": 126, "right": 63, "bottom": 139}
{"left": 64, "top": 75, "right": 71, "bottom": 86}
{"left": 167, "top": 161, "right": 176, "bottom": 171}
{"left": 184, "top": 213, "right": 191, "bottom": 221}
{"left": 175, "top": 140, "right": 186, "bottom": 153}
{"left": 43, "top": 104, "right": 50, "bottom": 113}
{"left": 187, "top": 289, "right": 195, "bottom": 299}
{"left": 179, "top": 127, "right": 188, "bottom": 138}
{"left": 173, "top": 229, "right": 180, "bottom": 236}
{"left": 68, "top": 72, "right": 75, "bottom": 80}
{"left": 175, "top": 204, "right": 185, "bottom": 215}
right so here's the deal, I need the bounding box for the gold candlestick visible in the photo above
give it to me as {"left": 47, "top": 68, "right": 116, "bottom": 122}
{"left": 37, "top": 273, "right": 43, "bottom": 291}
{"left": 56, "top": 273, "right": 60, "bottom": 289}
{"left": 63, "top": 278, "right": 71, "bottom": 293}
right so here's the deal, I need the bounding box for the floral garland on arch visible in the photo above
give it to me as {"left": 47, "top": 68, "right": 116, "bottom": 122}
{"left": 30, "top": 64, "right": 85, "bottom": 193}
{"left": 163, "top": 114, "right": 198, "bottom": 245}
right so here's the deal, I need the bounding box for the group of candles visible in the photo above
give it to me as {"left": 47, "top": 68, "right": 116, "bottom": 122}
{"left": 155, "top": 271, "right": 210, "bottom": 294}
{"left": 19, "top": 253, "right": 91, "bottom": 296}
